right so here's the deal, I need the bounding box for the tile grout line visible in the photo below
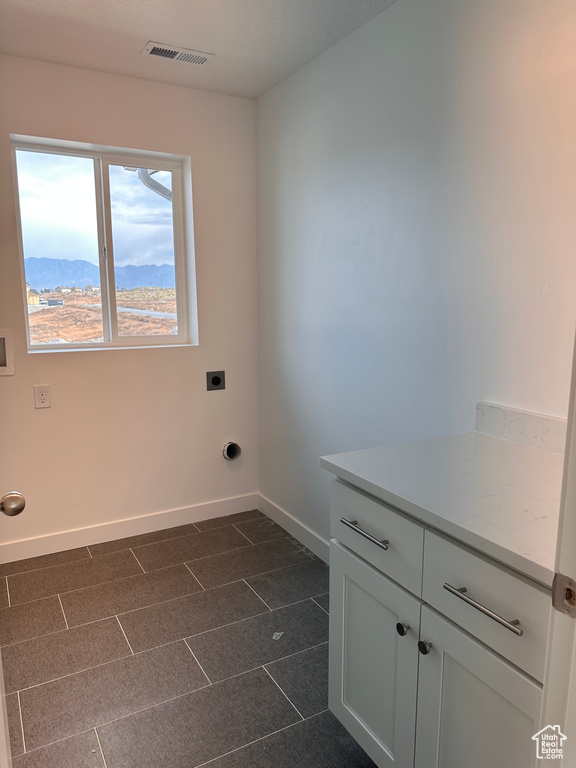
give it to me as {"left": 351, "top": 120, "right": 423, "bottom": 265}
{"left": 243, "top": 579, "right": 273, "bottom": 611}
{"left": 2, "top": 589, "right": 324, "bottom": 655}
{"left": 1, "top": 626, "right": 68, "bottom": 652}
{"left": 263, "top": 640, "right": 329, "bottom": 670}
{"left": 10, "top": 633, "right": 327, "bottom": 700}
{"left": 183, "top": 562, "right": 206, "bottom": 591}
{"left": 94, "top": 728, "right": 110, "bottom": 768}
{"left": 15, "top": 726, "right": 105, "bottom": 760}
{"left": 183, "top": 640, "right": 213, "bottom": 685}
{"left": 262, "top": 665, "right": 306, "bottom": 721}
{"left": 181, "top": 594, "right": 328, "bottom": 646}
{"left": 17, "top": 690, "right": 26, "bottom": 754}
{"left": 93, "top": 578, "right": 271, "bottom": 626}
{"left": 5, "top": 563, "right": 145, "bottom": 608}
{"left": 232, "top": 524, "right": 256, "bottom": 545}
{"left": 115, "top": 615, "right": 135, "bottom": 655}
{"left": 7, "top": 561, "right": 323, "bottom": 637}
{"left": 195, "top": 641, "right": 330, "bottom": 688}
{"left": 128, "top": 532, "right": 279, "bottom": 572}
{"left": 5, "top": 576, "right": 10, "bottom": 608}
{"left": 87, "top": 520, "right": 232, "bottom": 560}
{"left": 193, "top": 708, "right": 310, "bottom": 768}
{"left": 189, "top": 556, "right": 324, "bottom": 593}
{"left": 14, "top": 638, "right": 187, "bottom": 693}
{"left": 57, "top": 595, "right": 69, "bottom": 629}
{"left": 273, "top": 595, "right": 329, "bottom": 612}
{"left": 129, "top": 549, "right": 146, "bottom": 574}
{"left": 34, "top": 561, "right": 199, "bottom": 604}
{"left": 38, "top": 659, "right": 301, "bottom": 747}
{"left": 18, "top": 708, "right": 333, "bottom": 765}
{"left": 6, "top": 536, "right": 290, "bottom": 613}
{"left": 1, "top": 614, "right": 130, "bottom": 651}
{"left": 41, "top": 679, "right": 213, "bottom": 741}
{"left": 58, "top": 584, "right": 207, "bottom": 630}
{"left": 0, "top": 551, "right": 92, "bottom": 580}
{"left": 87, "top": 528, "right": 206, "bottom": 559}
{"left": 312, "top": 595, "right": 329, "bottom": 615}
{"left": 128, "top": 603, "right": 274, "bottom": 653}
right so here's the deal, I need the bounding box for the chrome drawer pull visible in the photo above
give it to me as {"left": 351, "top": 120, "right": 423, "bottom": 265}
{"left": 340, "top": 518, "right": 389, "bottom": 551}
{"left": 443, "top": 583, "right": 524, "bottom": 636}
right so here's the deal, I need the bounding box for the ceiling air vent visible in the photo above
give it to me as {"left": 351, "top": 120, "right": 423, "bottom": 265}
{"left": 142, "top": 41, "right": 214, "bottom": 67}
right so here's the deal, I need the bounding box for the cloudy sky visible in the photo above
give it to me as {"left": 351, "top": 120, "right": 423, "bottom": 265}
{"left": 15, "top": 150, "right": 175, "bottom": 269}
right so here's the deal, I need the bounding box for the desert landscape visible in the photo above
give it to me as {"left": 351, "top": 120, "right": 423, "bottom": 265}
{"left": 28, "top": 287, "right": 177, "bottom": 344}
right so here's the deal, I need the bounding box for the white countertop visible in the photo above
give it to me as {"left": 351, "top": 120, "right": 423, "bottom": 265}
{"left": 321, "top": 433, "right": 564, "bottom": 587}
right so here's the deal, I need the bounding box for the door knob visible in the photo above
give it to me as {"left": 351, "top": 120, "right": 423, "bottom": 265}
{"left": 1, "top": 492, "right": 25, "bottom": 517}
{"left": 396, "top": 622, "right": 410, "bottom": 636}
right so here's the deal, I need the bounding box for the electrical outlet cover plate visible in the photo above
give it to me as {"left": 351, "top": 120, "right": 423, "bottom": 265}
{"left": 206, "top": 371, "right": 225, "bottom": 391}
{"left": 34, "top": 385, "right": 51, "bottom": 409}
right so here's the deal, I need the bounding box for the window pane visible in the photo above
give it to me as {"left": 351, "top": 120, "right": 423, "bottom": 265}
{"left": 15, "top": 150, "right": 104, "bottom": 345}
{"left": 108, "top": 165, "right": 178, "bottom": 337}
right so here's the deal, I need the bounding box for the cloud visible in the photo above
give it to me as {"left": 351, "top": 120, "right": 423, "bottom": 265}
{"left": 16, "top": 151, "right": 176, "bottom": 268}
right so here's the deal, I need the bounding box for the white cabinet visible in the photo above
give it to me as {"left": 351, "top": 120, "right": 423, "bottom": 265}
{"left": 328, "top": 479, "right": 547, "bottom": 768}
{"left": 329, "top": 540, "right": 422, "bottom": 767}
{"left": 415, "top": 606, "right": 541, "bottom": 768}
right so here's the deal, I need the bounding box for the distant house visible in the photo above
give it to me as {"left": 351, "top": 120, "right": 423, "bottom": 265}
{"left": 85, "top": 285, "right": 100, "bottom": 293}
{"left": 72, "top": 286, "right": 83, "bottom": 293}
{"left": 55, "top": 286, "right": 71, "bottom": 293}
{"left": 26, "top": 283, "right": 39, "bottom": 305}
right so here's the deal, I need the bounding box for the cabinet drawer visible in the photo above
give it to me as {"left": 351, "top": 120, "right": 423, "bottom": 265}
{"left": 331, "top": 479, "right": 424, "bottom": 596}
{"left": 422, "top": 531, "right": 551, "bottom": 681}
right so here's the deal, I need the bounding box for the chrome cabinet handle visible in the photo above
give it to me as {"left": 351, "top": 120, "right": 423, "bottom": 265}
{"left": 340, "top": 518, "right": 389, "bottom": 551}
{"left": 443, "top": 583, "right": 523, "bottom": 636}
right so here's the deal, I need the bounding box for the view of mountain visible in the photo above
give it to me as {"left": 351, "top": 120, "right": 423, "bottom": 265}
{"left": 24, "top": 257, "right": 176, "bottom": 291}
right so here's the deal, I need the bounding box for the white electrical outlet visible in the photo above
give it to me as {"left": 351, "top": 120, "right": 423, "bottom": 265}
{"left": 34, "top": 385, "right": 51, "bottom": 409}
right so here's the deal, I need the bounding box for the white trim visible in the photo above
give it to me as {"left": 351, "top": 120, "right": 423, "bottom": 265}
{"left": 0, "top": 651, "right": 12, "bottom": 768}
{"left": 11, "top": 135, "right": 196, "bottom": 351}
{"left": 257, "top": 493, "right": 329, "bottom": 563}
{"left": 0, "top": 494, "right": 259, "bottom": 564}
{"left": 541, "top": 329, "right": 576, "bottom": 758}
{"left": 0, "top": 330, "right": 14, "bottom": 377}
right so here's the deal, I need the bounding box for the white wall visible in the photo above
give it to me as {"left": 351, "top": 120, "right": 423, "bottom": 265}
{"left": 257, "top": 0, "right": 576, "bottom": 551}
{"left": 0, "top": 55, "right": 258, "bottom": 560}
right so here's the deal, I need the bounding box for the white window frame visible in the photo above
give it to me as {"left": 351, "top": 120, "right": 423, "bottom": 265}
{"left": 11, "top": 135, "right": 198, "bottom": 352}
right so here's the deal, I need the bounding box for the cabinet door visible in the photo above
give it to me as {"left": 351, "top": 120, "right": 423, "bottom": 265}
{"left": 329, "top": 540, "right": 422, "bottom": 768}
{"left": 414, "top": 606, "right": 542, "bottom": 768}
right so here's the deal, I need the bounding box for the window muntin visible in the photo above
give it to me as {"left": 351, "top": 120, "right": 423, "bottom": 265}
{"left": 12, "top": 139, "right": 192, "bottom": 350}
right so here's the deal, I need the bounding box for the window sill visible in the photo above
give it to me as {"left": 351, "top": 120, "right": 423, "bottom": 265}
{"left": 28, "top": 342, "right": 198, "bottom": 354}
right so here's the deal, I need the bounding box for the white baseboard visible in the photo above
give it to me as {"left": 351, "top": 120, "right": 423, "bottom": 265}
{"left": 257, "top": 493, "right": 329, "bottom": 564}
{"left": 0, "top": 494, "right": 260, "bottom": 564}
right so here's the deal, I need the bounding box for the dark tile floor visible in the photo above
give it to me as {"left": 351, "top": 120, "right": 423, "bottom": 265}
{"left": 0, "top": 509, "right": 376, "bottom": 767}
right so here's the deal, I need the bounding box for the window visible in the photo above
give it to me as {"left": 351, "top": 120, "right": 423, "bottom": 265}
{"left": 12, "top": 136, "right": 196, "bottom": 350}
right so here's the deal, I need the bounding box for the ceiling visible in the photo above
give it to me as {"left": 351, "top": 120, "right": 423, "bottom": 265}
{"left": 0, "top": 0, "right": 398, "bottom": 98}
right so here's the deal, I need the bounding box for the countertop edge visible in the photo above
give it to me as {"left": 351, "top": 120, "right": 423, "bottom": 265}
{"left": 320, "top": 455, "right": 555, "bottom": 589}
